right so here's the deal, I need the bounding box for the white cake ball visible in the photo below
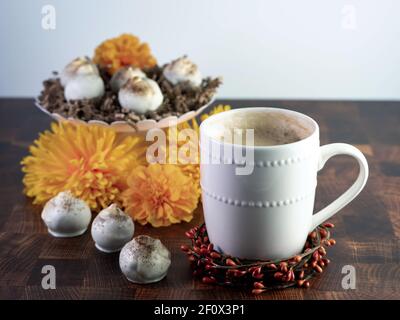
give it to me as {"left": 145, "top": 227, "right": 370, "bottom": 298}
{"left": 60, "top": 56, "right": 99, "bottom": 87}
{"left": 119, "top": 235, "right": 171, "bottom": 284}
{"left": 91, "top": 204, "right": 135, "bottom": 253}
{"left": 118, "top": 77, "right": 163, "bottom": 114}
{"left": 163, "top": 56, "right": 202, "bottom": 88}
{"left": 41, "top": 191, "right": 91, "bottom": 237}
{"left": 110, "top": 66, "right": 147, "bottom": 92}
{"left": 64, "top": 74, "right": 105, "bottom": 101}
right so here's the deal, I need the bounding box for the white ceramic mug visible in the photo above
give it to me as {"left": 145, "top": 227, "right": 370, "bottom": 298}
{"left": 200, "top": 107, "right": 368, "bottom": 260}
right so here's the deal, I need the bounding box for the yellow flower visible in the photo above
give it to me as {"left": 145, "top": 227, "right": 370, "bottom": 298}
{"left": 144, "top": 122, "right": 201, "bottom": 197}
{"left": 120, "top": 164, "right": 198, "bottom": 227}
{"left": 171, "top": 122, "right": 201, "bottom": 193}
{"left": 21, "top": 122, "right": 143, "bottom": 210}
{"left": 183, "top": 105, "right": 231, "bottom": 195}
{"left": 143, "top": 105, "right": 232, "bottom": 198}
{"left": 200, "top": 104, "right": 231, "bottom": 122}
{"left": 93, "top": 33, "right": 157, "bottom": 75}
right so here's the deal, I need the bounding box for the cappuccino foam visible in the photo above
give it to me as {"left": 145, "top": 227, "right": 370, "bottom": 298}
{"left": 208, "top": 110, "right": 313, "bottom": 146}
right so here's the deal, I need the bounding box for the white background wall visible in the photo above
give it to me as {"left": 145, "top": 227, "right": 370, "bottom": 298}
{"left": 1, "top": 0, "right": 399, "bottom": 99}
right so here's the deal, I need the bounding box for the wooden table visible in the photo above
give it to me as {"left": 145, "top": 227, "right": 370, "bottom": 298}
{"left": 0, "top": 98, "right": 399, "bottom": 300}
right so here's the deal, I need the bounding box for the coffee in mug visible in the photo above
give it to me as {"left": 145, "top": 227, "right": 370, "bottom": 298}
{"left": 210, "top": 109, "right": 312, "bottom": 146}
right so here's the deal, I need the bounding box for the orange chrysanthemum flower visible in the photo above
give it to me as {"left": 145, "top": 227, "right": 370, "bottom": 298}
{"left": 21, "top": 122, "right": 143, "bottom": 210}
{"left": 93, "top": 33, "right": 157, "bottom": 75}
{"left": 120, "top": 164, "right": 199, "bottom": 227}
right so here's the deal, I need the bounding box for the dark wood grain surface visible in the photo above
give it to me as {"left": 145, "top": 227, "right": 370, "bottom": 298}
{"left": 0, "top": 98, "right": 399, "bottom": 300}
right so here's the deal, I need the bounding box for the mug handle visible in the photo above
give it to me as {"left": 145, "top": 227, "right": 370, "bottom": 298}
{"left": 310, "top": 143, "right": 369, "bottom": 231}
